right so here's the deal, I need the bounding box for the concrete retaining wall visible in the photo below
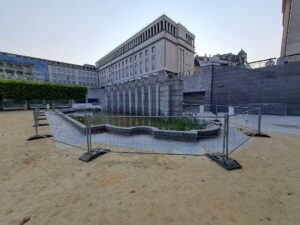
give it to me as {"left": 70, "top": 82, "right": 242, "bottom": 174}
{"left": 211, "top": 62, "right": 300, "bottom": 115}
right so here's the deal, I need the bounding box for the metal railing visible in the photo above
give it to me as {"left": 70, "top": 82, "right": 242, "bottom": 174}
{"left": 247, "top": 58, "right": 276, "bottom": 69}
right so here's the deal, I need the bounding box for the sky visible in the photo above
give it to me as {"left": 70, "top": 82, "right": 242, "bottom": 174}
{"left": 0, "top": 0, "right": 282, "bottom": 65}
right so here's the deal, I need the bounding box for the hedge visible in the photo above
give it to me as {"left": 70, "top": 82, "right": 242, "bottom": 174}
{"left": 0, "top": 79, "right": 87, "bottom": 100}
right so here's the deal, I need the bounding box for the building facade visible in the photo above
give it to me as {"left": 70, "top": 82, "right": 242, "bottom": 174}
{"left": 0, "top": 51, "right": 98, "bottom": 87}
{"left": 48, "top": 62, "right": 97, "bottom": 86}
{"left": 96, "top": 15, "right": 195, "bottom": 86}
{"left": 0, "top": 61, "right": 34, "bottom": 80}
{"left": 280, "top": 0, "right": 300, "bottom": 63}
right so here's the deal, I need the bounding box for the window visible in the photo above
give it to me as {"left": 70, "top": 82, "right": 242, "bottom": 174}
{"left": 152, "top": 46, "right": 156, "bottom": 54}
{"left": 151, "top": 56, "right": 156, "bottom": 70}
{"left": 135, "top": 63, "right": 138, "bottom": 75}
{"left": 134, "top": 55, "right": 137, "bottom": 61}
{"left": 130, "top": 65, "right": 133, "bottom": 76}
{"left": 140, "top": 52, "right": 142, "bottom": 58}
{"left": 126, "top": 66, "right": 128, "bottom": 77}
{"left": 139, "top": 61, "right": 143, "bottom": 73}
{"left": 145, "top": 58, "right": 149, "bottom": 72}
{"left": 145, "top": 49, "right": 148, "bottom": 56}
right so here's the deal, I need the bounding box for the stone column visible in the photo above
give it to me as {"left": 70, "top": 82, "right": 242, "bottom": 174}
{"left": 123, "top": 89, "right": 126, "bottom": 113}
{"left": 128, "top": 89, "right": 132, "bottom": 114}
{"left": 148, "top": 85, "right": 152, "bottom": 116}
{"left": 111, "top": 91, "right": 114, "bottom": 112}
{"left": 105, "top": 92, "right": 108, "bottom": 111}
{"left": 135, "top": 88, "right": 138, "bottom": 114}
{"left": 159, "top": 85, "right": 170, "bottom": 116}
{"left": 141, "top": 86, "right": 145, "bottom": 115}
{"left": 117, "top": 90, "right": 120, "bottom": 113}
{"left": 156, "top": 83, "right": 159, "bottom": 116}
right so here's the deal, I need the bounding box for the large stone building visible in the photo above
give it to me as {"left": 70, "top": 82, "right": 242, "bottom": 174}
{"left": 0, "top": 51, "right": 98, "bottom": 87}
{"left": 279, "top": 0, "right": 300, "bottom": 63}
{"left": 96, "top": 15, "right": 195, "bottom": 86}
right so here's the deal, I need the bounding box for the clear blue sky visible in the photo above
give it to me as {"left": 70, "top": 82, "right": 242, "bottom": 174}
{"left": 0, "top": 0, "right": 282, "bottom": 65}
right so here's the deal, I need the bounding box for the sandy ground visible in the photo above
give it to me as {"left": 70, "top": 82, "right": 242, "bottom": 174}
{"left": 0, "top": 110, "right": 300, "bottom": 225}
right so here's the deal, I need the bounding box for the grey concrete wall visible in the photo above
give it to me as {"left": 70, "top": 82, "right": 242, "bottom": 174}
{"left": 183, "top": 65, "right": 212, "bottom": 105}
{"left": 211, "top": 62, "right": 300, "bottom": 115}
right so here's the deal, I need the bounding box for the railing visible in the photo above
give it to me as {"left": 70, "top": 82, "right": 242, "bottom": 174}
{"left": 284, "top": 53, "right": 300, "bottom": 63}
{"left": 247, "top": 58, "right": 276, "bottom": 69}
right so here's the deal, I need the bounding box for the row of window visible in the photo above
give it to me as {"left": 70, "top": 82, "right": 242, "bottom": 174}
{"left": 51, "top": 67, "right": 96, "bottom": 76}
{"left": 99, "top": 56, "right": 156, "bottom": 84}
{"left": 98, "top": 19, "right": 176, "bottom": 67}
{"left": 0, "top": 69, "right": 33, "bottom": 75}
{"left": 51, "top": 79, "right": 97, "bottom": 87}
{"left": 0, "top": 62, "right": 32, "bottom": 69}
{"left": 99, "top": 46, "right": 156, "bottom": 76}
{"left": 51, "top": 73, "right": 97, "bottom": 82}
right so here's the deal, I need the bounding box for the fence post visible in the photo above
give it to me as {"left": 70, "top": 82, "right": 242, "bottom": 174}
{"left": 85, "top": 113, "right": 92, "bottom": 152}
{"left": 88, "top": 114, "right": 92, "bottom": 151}
{"left": 225, "top": 114, "right": 229, "bottom": 159}
{"left": 33, "top": 108, "right": 40, "bottom": 136}
{"left": 257, "top": 108, "right": 262, "bottom": 135}
{"left": 222, "top": 114, "right": 226, "bottom": 155}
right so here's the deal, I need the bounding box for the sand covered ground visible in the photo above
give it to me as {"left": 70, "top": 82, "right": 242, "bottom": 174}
{"left": 0, "top": 110, "right": 300, "bottom": 225}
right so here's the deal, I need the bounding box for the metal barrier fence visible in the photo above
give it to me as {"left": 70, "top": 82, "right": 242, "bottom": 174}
{"left": 183, "top": 103, "right": 287, "bottom": 117}
{"left": 1, "top": 99, "right": 73, "bottom": 110}
{"left": 247, "top": 103, "right": 287, "bottom": 115}
{"left": 226, "top": 107, "right": 262, "bottom": 154}
{"left": 29, "top": 107, "right": 265, "bottom": 167}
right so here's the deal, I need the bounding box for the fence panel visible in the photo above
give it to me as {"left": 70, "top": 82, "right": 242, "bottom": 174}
{"left": 81, "top": 113, "right": 224, "bottom": 156}
{"left": 226, "top": 107, "right": 261, "bottom": 155}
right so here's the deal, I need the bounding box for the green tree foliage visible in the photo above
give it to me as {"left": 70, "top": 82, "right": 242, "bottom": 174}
{"left": 0, "top": 79, "right": 87, "bottom": 100}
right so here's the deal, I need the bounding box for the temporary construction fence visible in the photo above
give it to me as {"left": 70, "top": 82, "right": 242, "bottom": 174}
{"left": 28, "top": 106, "right": 266, "bottom": 168}
{"left": 1, "top": 99, "right": 73, "bottom": 110}
{"left": 183, "top": 103, "right": 287, "bottom": 118}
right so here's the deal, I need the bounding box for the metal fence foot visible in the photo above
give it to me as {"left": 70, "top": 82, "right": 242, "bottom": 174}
{"left": 206, "top": 153, "right": 242, "bottom": 170}
{"left": 27, "top": 134, "right": 53, "bottom": 141}
{"left": 244, "top": 131, "right": 270, "bottom": 138}
{"left": 79, "top": 149, "right": 109, "bottom": 162}
{"left": 32, "top": 123, "right": 49, "bottom": 127}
